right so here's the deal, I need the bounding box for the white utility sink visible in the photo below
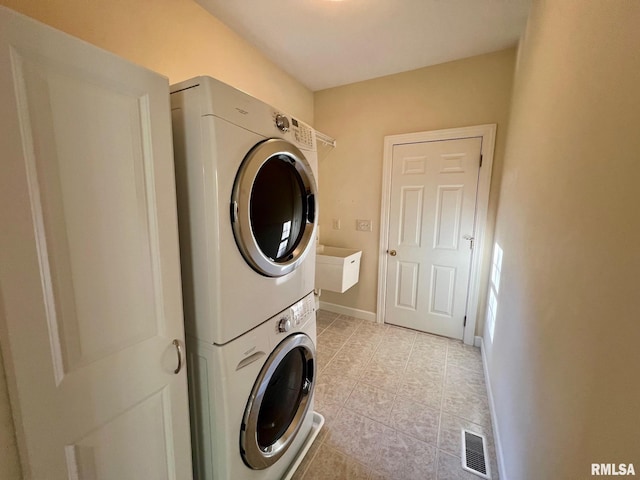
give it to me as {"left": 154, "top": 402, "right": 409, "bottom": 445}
{"left": 315, "top": 245, "right": 362, "bottom": 293}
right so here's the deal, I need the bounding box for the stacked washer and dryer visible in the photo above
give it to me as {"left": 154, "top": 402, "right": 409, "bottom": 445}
{"left": 170, "top": 77, "right": 323, "bottom": 480}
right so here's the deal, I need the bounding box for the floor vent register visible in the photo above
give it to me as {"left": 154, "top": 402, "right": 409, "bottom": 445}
{"left": 461, "top": 429, "right": 491, "bottom": 479}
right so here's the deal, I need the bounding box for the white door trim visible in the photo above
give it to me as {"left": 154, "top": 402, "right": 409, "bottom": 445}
{"left": 377, "top": 124, "right": 496, "bottom": 345}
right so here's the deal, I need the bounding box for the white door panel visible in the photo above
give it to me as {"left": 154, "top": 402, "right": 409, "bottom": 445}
{"left": 385, "top": 137, "right": 481, "bottom": 339}
{"left": 0, "top": 7, "right": 192, "bottom": 478}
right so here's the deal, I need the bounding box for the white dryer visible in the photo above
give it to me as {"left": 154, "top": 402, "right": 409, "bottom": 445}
{"left": 170, "top": 76, "right": 318, "bottom": 346}
{"left": 187, "top": 292, "right": 321, "bottom": 480}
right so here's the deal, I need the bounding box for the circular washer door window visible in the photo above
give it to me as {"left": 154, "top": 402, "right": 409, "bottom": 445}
{"left": 231, "top": 138, "right": 318, "bottom": 277}
{"left": 240, "top": 333, "right": 315, "bottom": 469}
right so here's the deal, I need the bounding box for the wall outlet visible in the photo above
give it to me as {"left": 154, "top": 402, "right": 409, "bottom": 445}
{"left": 332, "top": 218, "right": 341, "bottom": 230}
{"left": 356, "top": 219, "right": 372, "bottom": 232}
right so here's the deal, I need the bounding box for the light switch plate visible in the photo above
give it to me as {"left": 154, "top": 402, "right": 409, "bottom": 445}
{"left": 356, "top": 219, "right": 372, "bottom": 232}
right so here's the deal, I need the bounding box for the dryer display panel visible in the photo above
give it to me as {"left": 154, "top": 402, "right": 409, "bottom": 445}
{"left": 232, "top": 138, "right": 318, "bottom": 277}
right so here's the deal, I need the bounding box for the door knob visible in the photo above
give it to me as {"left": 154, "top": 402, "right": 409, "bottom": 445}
{"left": 463, "top": 235, "right": 475, "bottom": 250}
{"left": 388, "top": 250, "right": 397, "bottom": 256}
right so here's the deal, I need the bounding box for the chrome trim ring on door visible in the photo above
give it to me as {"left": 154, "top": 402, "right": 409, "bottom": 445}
{"left": 231, "top": 138, "right": 318, "bottom": 277}
{"left": 240, "top": 333, "right": 316, "bottom": 470}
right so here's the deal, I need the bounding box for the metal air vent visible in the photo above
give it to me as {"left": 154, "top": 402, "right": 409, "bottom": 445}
{"left": 461, "top": 429, "right": 491, "bottom": 479}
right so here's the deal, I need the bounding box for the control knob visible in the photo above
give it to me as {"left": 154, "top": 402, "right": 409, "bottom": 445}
{"left": 278, "top": 317, "right": 292, "bottom": 333}
{"left": 275, "top": 114, "right": 290, "bottom": 132}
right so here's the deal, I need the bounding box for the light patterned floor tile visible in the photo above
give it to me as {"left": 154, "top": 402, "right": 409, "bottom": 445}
{"left": 406, "top": 348, "right": 447, "bottom": 375}
{"left": 317, "top": 329, "right": 350, "bottom": 351}
{"left": 413, "top": 332, "right": 451, "bottom": 350}
{"left": 446, "top": 343, "right": 483, "bottom": 374}
{"left": 315, "top": 374, "right": 358, "bottom": 408}
{"left": 388, "top": 395, "right": 440, "bottom": 445}
{"left": 374, "top": 429, "right": 437, "bottom": 480}
{"left": 299, "top": 444, "right": 371, "bottom": 480}
{"left": 290, "top": 427, "right": 327, "bottom": 480}
{"left": 369, "top": 350, "right": 409, "bottom": 370}
{"left": 385, "top": 325, "right": 418, "bottom": 343}
{"left": 445, "top": 364, "right": 487, "bottom": 398}
{"left": 397, "top": 370, "right": 444, "bottom": 409}
{"left": 344, "top": 382, "right": 396, "bottom": 423}
{"left": 316, "top": 310, "right": 339, "bottom": 332}
{"left": 442, "top": 388, "right": 491, "bottom": 427}
{"left": 325, "top": 409, "right": 394, "bottom": 467}
{"left": 323, "top": 348, "right": 372, "bottom": 378}
{"left": 361, "top": 361, "right": 405, "bottom": 392}
{"left": 316, "top": 345, "right": 340, "bottom": 374}
{"left": 310, "top": 310, "right": 499, "bottom": 480}
{"left": 315, "top": 400, "right": 343, "bottom": 427}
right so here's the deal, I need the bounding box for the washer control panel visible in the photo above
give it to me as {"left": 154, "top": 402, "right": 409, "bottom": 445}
{"left": 289, "top": 293, "right": 315, "bottom": 327}
{"left": 274, "top": 293, "right": 315, "bottom": 334}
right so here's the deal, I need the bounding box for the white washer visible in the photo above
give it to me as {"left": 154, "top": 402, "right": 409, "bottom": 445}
{"left": 187, "top": 292, "right": 319, "bottom": 480}
{"left": 170, "top": 76, "right": 318, "bottom": 346}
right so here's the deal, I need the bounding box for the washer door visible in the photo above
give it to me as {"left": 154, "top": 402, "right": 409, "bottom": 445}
{"left": 231, "top": 138, "right": 318, "bottom": 277}
{"left": 240, "top": 333, "right": 315, "bottom": 470}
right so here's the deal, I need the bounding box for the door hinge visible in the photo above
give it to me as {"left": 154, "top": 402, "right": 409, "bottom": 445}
{"left": 463, "top": 315, "right": 467, "bottom": 327}
{"left": 479, "top": 154, "right": 483, "bottom": 167}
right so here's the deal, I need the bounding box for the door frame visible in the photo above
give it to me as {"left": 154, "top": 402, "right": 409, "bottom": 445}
{"left": 376, "top": 124, "right": 496, "bottom": 345}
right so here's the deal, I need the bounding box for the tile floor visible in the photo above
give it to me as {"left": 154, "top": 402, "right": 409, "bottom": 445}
{"left": 293, "top": 310, "right": 499, "bottom": 480}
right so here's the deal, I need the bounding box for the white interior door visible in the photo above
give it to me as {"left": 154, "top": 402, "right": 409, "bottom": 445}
{"left": 0, "top": 7, "right": 192, "bottom": 479}
{"left": 384, "top": 137, "right": 482, "bottom": 339}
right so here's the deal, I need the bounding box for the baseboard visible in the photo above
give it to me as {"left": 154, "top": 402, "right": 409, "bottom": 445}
{"left": 474, "top": 336, "right": 482, "bottom": 348}
{"left": 318, "top": 301, "right": 377, "bottom": 323}
{"left": 480, "top": 337, "right": 508, "bottom": 480}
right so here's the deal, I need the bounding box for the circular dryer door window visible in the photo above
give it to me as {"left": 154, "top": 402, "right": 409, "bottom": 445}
{"left": 231, "top": 138, "right": 318, "bottom": 277}
{"left": 240, "top": 333, "right": 315, "bottom": 470}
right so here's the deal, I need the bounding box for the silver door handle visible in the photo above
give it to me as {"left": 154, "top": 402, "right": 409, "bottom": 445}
{"left": 463, "top": 235, "right": 475, "bottom": 250}
{"left": 172, "top": 339, "right": 183, "bottom": 374}
{"left": 388, "top": 250, "right": 397, "bottom": 256}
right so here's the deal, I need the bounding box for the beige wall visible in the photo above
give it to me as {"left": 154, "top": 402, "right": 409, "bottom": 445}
{"left": 0, "top": 2, "right": 314, "bottom": 477}
{"left": 0, "top": 0, "right": 314, "bottom": 122}
{"left": 485, "top": 1, "right": 640, "bottom": 478}
{"left": 314, "top": 49, "right": 516, "bottom": 331}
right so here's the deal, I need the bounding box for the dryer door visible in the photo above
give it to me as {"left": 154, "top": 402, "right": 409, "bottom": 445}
{"left": 231, "top": 138, "right": 318, "bottom": 277}
{"left": 240, "top": 333, "right": 315, "bottom": 470}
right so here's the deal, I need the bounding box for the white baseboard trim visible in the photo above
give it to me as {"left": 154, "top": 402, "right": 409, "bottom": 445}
{"left": 318, "top": 301, "right": 377, "bottom": 323}
{"left": 480, "top": 337, "right": 508, "bottom": 480}
{"left": 474, "top": 336, "right": 482, "bottom": 348}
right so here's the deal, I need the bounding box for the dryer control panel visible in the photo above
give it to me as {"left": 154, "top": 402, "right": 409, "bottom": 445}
{"left": 291, "top": 117, "right": 314, "bottom": 149}
{"left": 272, "top": 112, "right": 314, "bottom": 150}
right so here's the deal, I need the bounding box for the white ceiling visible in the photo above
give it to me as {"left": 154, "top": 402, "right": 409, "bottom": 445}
{"left": 196, "top": 0, "right": 531, "bottom": 91}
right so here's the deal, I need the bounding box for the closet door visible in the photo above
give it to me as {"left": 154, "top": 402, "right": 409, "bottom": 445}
{"left": 0, "top": 7, "right": 192, "bottom": 478}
